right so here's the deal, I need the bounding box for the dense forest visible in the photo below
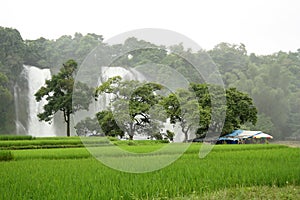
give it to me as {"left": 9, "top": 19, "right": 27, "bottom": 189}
{"left": 0, "top": 26, "right": 299, "bottom": 139}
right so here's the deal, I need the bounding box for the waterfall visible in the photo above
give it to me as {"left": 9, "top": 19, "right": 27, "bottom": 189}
{"left": 96, "top": 66, "right": 145, "bottom": 109}
{"left": 23, "top": 65, "right": 56, "bottom": 137}
{"left": 14, "top": 84, "right": 27, "bottom": 134}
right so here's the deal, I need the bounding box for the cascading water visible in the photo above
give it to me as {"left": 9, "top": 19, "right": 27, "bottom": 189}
{"left": 23, "top": 65, "right": 56, "bottom": 137}
{"left": 96, "top": 66, "right": 145, "bottom": 109}
{"left": 14, "top": 84, "right": 27, "bottom": 134}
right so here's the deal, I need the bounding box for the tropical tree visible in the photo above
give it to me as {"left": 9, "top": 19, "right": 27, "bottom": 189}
{"left": 96, "top": 110, "right": 124, "bottom": 137}
{"left": 191, "top": 83, "right": 257, "bottom": 137}
{"left": 161, "top": 89, "right": 201, "bottom": 142}
{"left": 74, "top": 117, "right": 102, "bottom": 136}
{"left": 35, "top": 59, "right": 92, "bottom": 136}
{"left": 95, "top": 76, "right": 163, "bottom": 140}
{"left": 0, "top": 72, "right": 13, "bottom": 133}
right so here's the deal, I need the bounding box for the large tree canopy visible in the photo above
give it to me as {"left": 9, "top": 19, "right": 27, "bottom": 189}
{"left": 191, "top": 83, "right": 257, "bottom": 137}
{"left": 95, "top": 76, "right": 163, "bottom": 140}
{"left": 161, "top": 89, "right": 201, "bottom": 142}
{"left": 35, "top": 59, "right": 92, "bottom": 136}
{"left": 162, "top": 84, "right": 257, "bottom": 141}
{"left": 0, "top": 72, "right": 13, "bottom": 133}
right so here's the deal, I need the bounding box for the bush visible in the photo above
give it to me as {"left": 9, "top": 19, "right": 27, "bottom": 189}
{"left": 0, "top": 150, "right": 13, "bottom": 161}
{"left": 127, "top": 141, "right": 136, "bottom": 146}
{"left": 0, "top": 135, "right": 33, "bottom": 140}
{"left": 108, "top": 137, "right": 118, "bottom": 141}
{"left": 161, "top": 139, "right": 170, "bottom": 143}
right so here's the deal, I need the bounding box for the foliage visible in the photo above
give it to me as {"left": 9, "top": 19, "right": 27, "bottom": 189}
{"left": 0, "top": 26, "right": 300, "bottom": 139}
{"left": 24, "top": 33, "right": 103, "bottom": 73}
{"left": 0, "top": 73, "right": 13, "bottom": 134}
{"left": 191, "top": 84, "right": 257, "bottom": 136}
{"left": 95, "top": 77, "right": 163, "bottom": 139}
{"left": 0, "top": 27, "right": 25, "bottom": 80}
{"left": 35, "top": 60, "right": 93, "bottom": 136}
{"left": 74, "top": 117, "right": 102, "bottom": 136}
{"left": 166, "top": 130, "right": 175, "bottom": 141}
{"left": 163, "top": 84, "right": 257, "bottom": 139}
{"left": 162, "top": 89, "right": 201, "bottom": 142}
{"left": 0, "top": 27, "right": 26, "bottom": 133}
{"left": 96, "top": 110, "right": 124, "bottom": 137}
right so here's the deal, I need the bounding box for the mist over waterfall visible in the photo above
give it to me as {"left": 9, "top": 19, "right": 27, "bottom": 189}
{"left": 96, "top": 67, "right": 145, "bottom": 109}
{"left": 22, "top": 65, "right": 56, "bottom": 137}
{"left": 14, "top": 84, "right": 26, "bottom": 135}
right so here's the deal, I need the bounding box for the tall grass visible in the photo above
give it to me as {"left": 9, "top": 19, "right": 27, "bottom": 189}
{"left": 0, "top": 144, "right": 299, "bottom": 199}
{"left": 0, "top": 137, "right": 111, "bottom": 150}
{"left": 0, "top": 135, "right": 33, "bottom": 140}
{"left": 0, "top": 150, "right": 13, "bottom": 161}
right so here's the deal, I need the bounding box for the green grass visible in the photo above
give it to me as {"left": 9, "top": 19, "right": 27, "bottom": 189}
{"left": 0, "top": 150, "right": 13, "bottom": 161}
{"left": 0, "top": 137, "right": 111, "bottom": 150}
{"left": 0, "top": 143, "right": 299, "bottom": 199}
{"left": 0, "top": 136, "right": 169, "bottom": 150}
{"left": 12, "top": 148, "right": 91, "bottom": 160}
{"left": 0, "top": 135, "right": 33, "bottom": 140}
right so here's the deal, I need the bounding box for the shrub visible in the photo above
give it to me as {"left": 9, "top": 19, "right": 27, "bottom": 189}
{"left": 161, "top": 139, "right": 170, "bottom": 143}
{"left": 108, "top": 136, "right": 118, "bottom": 141}
{"left": 0, "top": 135, "right": 33, "bottom": 140}
{"left": 0, "top": 150, "right": 13, "bottom": 161}
{"left": 127, "top": 141, "right": 136, "bottom": 146}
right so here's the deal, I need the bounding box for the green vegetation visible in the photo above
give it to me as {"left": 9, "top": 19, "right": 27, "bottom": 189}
{"left": 0, "top": 139, "right": 85, "bottom": 150}
{"left": 95, "top": 76, "right": 164, "bottom": 139}
{"left": 92, "top": 77, "right": 257, "bottom": 140}
{"left": 0, "top": 26, "right": 299, "bottom": 139}
{"left": 0, "top": 135, "right": 33, "bottom": 140}
{"left": 0, "top": 137, "right": 171, "bottom": 150}
{"left": 0, "top": 139, "right": 299, "bottom": 199}
{"left": 0, "top": 150, "right": 13, "bottom": 161}
{"left": 35, "top": 60, "right": 93, "bottom": 136}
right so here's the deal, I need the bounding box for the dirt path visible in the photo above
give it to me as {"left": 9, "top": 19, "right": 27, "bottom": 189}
{"left": 272, "top": 141, "right": 300, "bottom": 148}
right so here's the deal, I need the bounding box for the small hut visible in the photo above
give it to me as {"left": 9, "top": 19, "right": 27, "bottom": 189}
{"left": 220, "top": 130, "right": 273, "bottom": 144}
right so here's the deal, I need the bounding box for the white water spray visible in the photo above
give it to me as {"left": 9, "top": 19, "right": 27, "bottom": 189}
{"left": 24, "top": 65, "right": 56, "bottom": 137}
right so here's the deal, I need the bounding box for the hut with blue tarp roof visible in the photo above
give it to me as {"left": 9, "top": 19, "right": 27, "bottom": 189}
{"left": 218, "top": 130, "right": 273, "bottom": 144}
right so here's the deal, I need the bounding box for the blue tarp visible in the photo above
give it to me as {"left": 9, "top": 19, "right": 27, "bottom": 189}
{"left": 224, "top": 130, "right": 243, "bottom": 137}
{"left": 218, "top": 137, "right": 239, "bottom": 141}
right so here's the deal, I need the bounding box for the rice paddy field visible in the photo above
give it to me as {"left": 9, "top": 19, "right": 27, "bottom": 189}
{"left": 0, "top": 136, "right": 299, "bottom": 199}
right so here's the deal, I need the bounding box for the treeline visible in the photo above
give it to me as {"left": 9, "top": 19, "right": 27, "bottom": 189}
{"left": 0, "top": 26, "right": 299, "bottom": 139}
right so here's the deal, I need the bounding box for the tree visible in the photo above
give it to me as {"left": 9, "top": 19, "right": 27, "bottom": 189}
{"left": 0, "top": 27, "right": 25, "bottom": 80}
{"left": 74, "top": 117, "right": 102, "bottom": 136}
{"left": 191, "top": 83, "right": 257, "bottom": 137}
{"left": 0, "top": 72, "right": 13, "bottom": 133}
{"left": 166, "top": 130, "right": 175, "bottom": 142}
{"left": 95, "top": 76, "right": 163, "bottom": 140}
{"left": 223, "top": 87, "right": 257, "bottom": 134}
{"left": 35, "top": 59, "right": 92, "bottom": 136}
{"left": 162, "top": 89, "right": 201, "bottom": 142}
{"left": 208, "top": 42, "right": 248, "bottom": 75}
{"left": 96, "top": 110, "right": 124, "bottom": 137}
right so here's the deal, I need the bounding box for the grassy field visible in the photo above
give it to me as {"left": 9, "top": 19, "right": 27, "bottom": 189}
{"left": 0, "top": 138, "right": 299, "bottom": 199}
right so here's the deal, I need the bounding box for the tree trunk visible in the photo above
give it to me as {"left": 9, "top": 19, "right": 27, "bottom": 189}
{"left": 66, "top": 111, "right": 70, "bottom": 137}
{"left": 182, "top": 125, "right": 189, "bottom": 142}
{"left": 183, "top": 131, "right": 188, "bottom": 142}
{"left": 128, "top": 122, "right": 134, "bottom": 140}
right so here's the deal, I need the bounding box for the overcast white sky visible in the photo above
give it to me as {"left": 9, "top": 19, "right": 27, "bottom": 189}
{"left": 1, "top": 0, "right": 299, "bottom": 55}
